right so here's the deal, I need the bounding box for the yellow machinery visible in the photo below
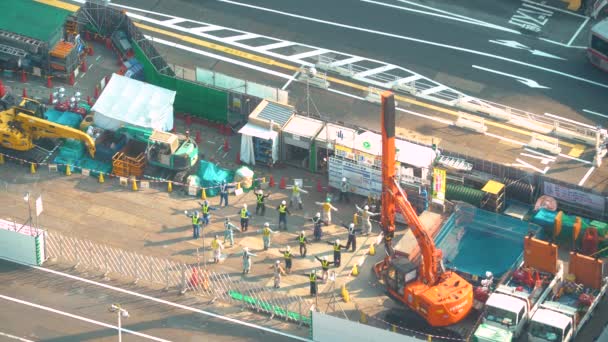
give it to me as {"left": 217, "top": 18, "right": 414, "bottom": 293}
{"left": 0, "top": 98, "right": 95, "bottom": 157}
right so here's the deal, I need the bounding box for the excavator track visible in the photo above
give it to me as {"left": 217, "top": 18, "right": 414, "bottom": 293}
{"left": 0, "top": 142, "right": 58, "bottom": 164}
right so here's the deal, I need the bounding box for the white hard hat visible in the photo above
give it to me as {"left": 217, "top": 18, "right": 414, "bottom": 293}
{"left": 315, "top": 212, "right": 321, "bottom": 217}
{"left": 281, "top": 200, "right": 286, "bottom": 205}
{"left": 243, "top": 246, "right": 249, "bottom": 251}
{"left": 243, "top": 203, "right": 247, "bottom": 209}
{"left": 286, "top": 246, "right": 291, "bottom": 251}
{"left": 364, "top": 205, "right": 369, "bottom": 211}
{"left": 301, "top": 231, "right": 305, "bottom": 235}
{"left": 323, "top": 256, "right": 328, "bottom": 261}
{"left": 349, "top": 223, "right": 355, "bottom": 229}
{"left": 203, "top": 200, "right": 208, "bottom": 205}
{"left": 342, "top": 177, "right": 346, "bottom": 182}
{"left": 486, "top": 271, "right": 493, "bottom": 278}
{"left": 264, "top": 222, "right": 270, "bottom": 227}
{"left": 294, "top": 180, "right": 298, "bottom": 185}
{"left": 336, "top": 239, "right": 340, "bottom": 245}
{"left": 276, "top": 260, "right": 281, "bottom": 264}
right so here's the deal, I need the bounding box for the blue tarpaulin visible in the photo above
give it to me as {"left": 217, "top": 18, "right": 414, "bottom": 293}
{"left": 197, "top": 160, "right": 233, "bottom": 197}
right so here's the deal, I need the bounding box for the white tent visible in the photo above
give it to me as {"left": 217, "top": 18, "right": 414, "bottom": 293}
{"left": 238, "top": 122, "right": 279, "bottom": 165}
{"left": 92, "top": 74, "right": 176, "bottom": 132}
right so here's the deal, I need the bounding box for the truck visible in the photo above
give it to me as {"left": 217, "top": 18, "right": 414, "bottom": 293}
{"left": 473, "top": 236, "right": 564, "bottom": 341}
{"left": 527, "top": 252, "right": 608, "bottom": 342}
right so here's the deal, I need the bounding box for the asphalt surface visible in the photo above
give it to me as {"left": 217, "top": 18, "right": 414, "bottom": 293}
{"left": 112, "top": 0, "right": 608, "bottom": 123}
{"left": 0, "top": 260, "right": 306, "bottom": 342}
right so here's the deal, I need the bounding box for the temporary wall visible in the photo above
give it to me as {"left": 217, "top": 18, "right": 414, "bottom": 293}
{"left": 133, "top": 41, "right": 229, "bottom": 123}
{"left": 0, "top": 219, "right": 45, "bottom": 266}
{"left": 311, "top": 312, "right": 421, "bottom": 342}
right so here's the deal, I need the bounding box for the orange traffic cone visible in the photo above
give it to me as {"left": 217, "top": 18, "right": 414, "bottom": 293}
{"left": 22, "top": 88, "right": 27, "bottom": 98}
{"left": 46, "top": 76, "right": 53, "bottom": 88}
{"left": 279, "top": 177, "right": 286, "bottom": 189}
{"left": 68, "top": 72, "right": 75, "bottom": 86}
{"left": 21, "top": 70, "right": 27, "bottom": 83}
{"left": 269, "top": 175, "right": 275, "bottom": 188}
{"left": 317, "top": 179, "right": 323, "bottom": 192}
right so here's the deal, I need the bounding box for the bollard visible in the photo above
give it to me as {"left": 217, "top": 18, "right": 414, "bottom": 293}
{"left": 360, "top": 311, "right": 368, "bottom": 324}
{"left": 353, "top": 213, "right": 358, "bottom": 225}
{"left": 46, "top": 76, "right": 53, "bottom": 88}
{"left": 22, "top": 88, "right": 27, "bottom": 98}
{"left": 269, "top": 175, "right": 275, "bottom": 188}
{"left": 30, "top": 163, "right": 36, "bottom": 174}
{"left": 49, "top": 92, "right": 54, "bottom": 105}
{"left": 0, "top": 153, "right": 4, "bottom": 164}
{"left": 168, "top": 181, "right": 173, "bottom": 193}
{"left": 341, "top": 284, "right": 350, "bottom": 303}
{"left": 392, "top": 325, "right": 397, "bottom": 332}
{"left": 351, "top": 264, "right": 359, "bottom": 276}
{"left": 236, "top": 182, "right": 241, "bottom": 190}
{"left": 132, "top": 178, "right": 138, "bottom": 191}
{"left": 316, "top": 179, "right": 323, "bottom": 192}
{"left": 98, "top": 172, "right": 105, "bottom": 183}
{"left": 65, "top": 164, "right": 71, "bottom": 176}
{"left": 369, "top": 243, "right": 376, "bottom": 256}
{"left": 94, "top": 85, "right": 100, "bottom": 98}
{"left": 201, "top": 187, "right": 207, "bottom": 200}
{"left": 68, "top": 71, "right": 75, "bottom": 86}
{"left": 80, "top": 58, "right": 88, "bottom": 72}
{"left": 88, "top": 45, "right": 94, "bottom": 56}
{"left": 21, "top": 70, "right": 27, "bottom": 83}
{"left": 223, "top": 137, "right": 230, "bottom": 152}
{"left": 279, "top": 177, "right": 286, "bottom": 189}
{"left": 427, "top": 335, "right": 432, "bottom": 342}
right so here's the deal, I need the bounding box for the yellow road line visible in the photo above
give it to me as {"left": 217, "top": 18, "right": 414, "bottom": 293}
{"left": 44, "top": 0, "right": 577, "bottom": 150}
{"left": 35, "top": 0, "right": 79, "bottom": 12}
{"left": 568, "top": 144, "right": 585, "bottom": 158}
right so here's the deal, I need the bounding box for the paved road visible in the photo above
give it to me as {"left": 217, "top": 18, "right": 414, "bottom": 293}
{"left": 0, "top": 260, "right": 306, "bottom": 342}
{"left": 111, "top": 0, "right": 608, "bottom": 123}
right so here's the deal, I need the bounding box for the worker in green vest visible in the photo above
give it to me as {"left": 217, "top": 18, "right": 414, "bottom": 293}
{"left": 255, "top": 189, "right": 270, "bottom": 216}
{"left": 278, "top": 245, "right": 293, "bottom": 274}
{"left": 276, "top": 200, "right": 291, "bottom": 231}
{"left": 239, "top": 204, "right": 251, "bottom": 232}
{"left": 315, "top": 255, "right": 334, "bottom": 283}
{"left": 184, "top": 210, "right": 201, "bottom": 239}
{"left": 297, "top": 231, "right": 309, "bottom": 257}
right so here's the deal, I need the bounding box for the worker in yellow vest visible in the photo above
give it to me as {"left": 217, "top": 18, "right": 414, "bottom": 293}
{"left": 184, "top": 210, "right": 201, "bottom": 239}
{"left": 297, "top": 231, "right": 309, "bottom": 257}
{"left": 259, "top": 222, "right": 278, "bottom": 251}
{"left": 276, "top": 200, "right": 291, "bottom": 231}
{"left": 239, "top": 204, "right": 251, "bottom": 232}
{"left": 327, "top": 239, "right": 346, "bottom": 267}
{"left": 302, "top": 270, "right": 318, "bottom": 297}
{"left": 278, "top": 245, "right": 293, "bottom": 274}
{"left": 198, "top": 200, "right": 217, "bottom": 226}
{"left": 315, "top": 255, "right": 334, "bottom": 283}
{"left": 287, "top": 180, "right": 308, "bottom": 210}
{"left": 315, "top": 198, "right": 338, "bottom": 226}
{"left": 255, "top": 189, "right": 270, "bottom": 216}
{"left": 211, "top": 235, "right": 224, "bottom": 263}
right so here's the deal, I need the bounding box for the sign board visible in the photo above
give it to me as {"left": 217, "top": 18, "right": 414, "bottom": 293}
{"left": 543, "top": 181, "right": 605, "bottom": 213}
{"left": 329, "top": 157, "right": 406, "bottom": 223}
{"left": 35, "top": 196, "right": 43, "bottom": 217}
{"left": 432, "top": 168, "right": 446, "bottom": 201}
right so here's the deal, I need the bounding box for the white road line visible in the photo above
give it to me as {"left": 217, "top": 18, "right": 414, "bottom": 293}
{"left": 289, "top": 49, "right": 330, "bottom": 60}
{"left": 579, "top": 166, "right": 596, "bottom": 186}
{"left": 544, "top": 113, "right": 596, "bottom": 129}
{"left": 217, "top": 0, "right": 608, "bottom": 89}
{"left": 558, "top": 153, "right": 592, "bottom": 164}
{"left": 162, "top": 18, "right": 188, "bottom": 26}
{"left": 539, "top": 37, "right": 587, "bottom": 49}
{"left": 419, "top": 84, "right": 448, "bottom": 96}
{"left": 329, "top": 56, "right": 366, "bottom": 67}
{"left": 583, "top": 109, "right": 608, "bottom": 119}
{"left": 145, "top": 35, "right": 293, "bottom": 80}
{"left": 0, "top": 294, "right": 171, "bottom": 342}
{"left": 516, "top": 158, "right": 547, "bottom": 173}
{"left": 281, "top": 71, "right": 300, "bottom": 90}
{"left": 523, "top": 147, "right": 557, "bottom": 160}
{"left": 520, "top": 152, "right": 554, "bottom": 162}
{"left": 190, "top": 26, "right": 224, "bottom": 33}
{"left": 522, "top": 0, "right": 589, "bottom": 18}
{"left": 0, "top": 332, "right": 34, "bottom": 342}
{"left": 568, "top": 17, "right": 590, "bottom": 46}
{"left": 485, "top": 132, "right": 527, "bottom": 146}
{"left": 354, "top": 64, "right": 397, "bottom": 78}
{"left": 223, "top": 33, "right": 259, "bottom": 42}
{"left": 26, "top": 265, "right": 311, "bottom": 341}
{"left": 361, "top": 0, "right": 521, "bottom": 34}
{"left": 257, "top": 41, "right": 295, "bottom": 51}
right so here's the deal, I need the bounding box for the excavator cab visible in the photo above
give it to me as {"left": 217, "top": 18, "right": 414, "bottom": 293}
{"left": 18, "top": 98, "right": 46, "bottom": 118}
{"left": 380, "top": 256, "right": 419, "bottom": 298}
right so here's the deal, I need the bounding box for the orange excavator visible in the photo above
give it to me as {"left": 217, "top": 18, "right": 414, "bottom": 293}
{"left": 374, "top": 91, "right": 473, "bottom": 327}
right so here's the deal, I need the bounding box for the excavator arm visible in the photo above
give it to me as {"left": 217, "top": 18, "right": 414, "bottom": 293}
{"left": 381, "top": 91, "right": 441, "bottom": 286}
{"left": 16, "top": 114, "right": 96, "bottom": 157}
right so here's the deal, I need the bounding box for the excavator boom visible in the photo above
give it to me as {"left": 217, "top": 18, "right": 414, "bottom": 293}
{"left": 15, "top": 113, "right": 96, "bottom": 157}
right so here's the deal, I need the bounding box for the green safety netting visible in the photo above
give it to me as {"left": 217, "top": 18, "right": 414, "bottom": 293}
{"left": 197, "top": 160, "right": 234, "bottom": 197}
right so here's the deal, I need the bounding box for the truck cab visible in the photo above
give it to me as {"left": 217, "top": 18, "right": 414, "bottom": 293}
{"left": 527, "top": 308, "right": 572, "bottom": 342}
{"left": 475, "top": 292, "right": 526, "bottom": 341}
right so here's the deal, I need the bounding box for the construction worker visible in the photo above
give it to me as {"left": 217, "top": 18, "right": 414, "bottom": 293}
{"left": 327, "top": 239, "right": 346, "bottom": 267}
{"left": 297, "top": 231, "right": 309, "bottom": 257}
{"left": 255, "top": 189, "right": 270, "bottom": 216}
{"left": 198, "top": 200, "right": 216, "bottom": 226}
{"left": 211, "top": 234, "right": 224, "bottom": 263}
{"left": 312, "top": 212, "right": 323, "bottom": 241}
{"left": 315, "top": 198, "right": 338, "bottom": 226}
{"left": 339, "top": 177, "right": 350, "bottom": 203}
{"left": 270, "top": 260, "right": 286, "bottom": 288}
{"left": 259, "top": 222, "right": 278, "bottom": 250}
{"left": 306, "top": 270, "right": 318, "bottom": 297}
{"left": 278, "top": 245, "right": 293, "bottom": 274}
{"left": 315, "top": 255, "right": 334, "bottom": 282}
{"left": 343, "top": 222, "right": 362, "bottom": 252}
{"left": 184, "top": 210, "right": 201, "bottom": 239}
{"left": 218, "top": 180, "right": 231, "bottom": 207}
{"left": 239, "top": 204, "right": 251, "bottom": 232}
{"left": 287, "top": 180, "right": 308, "bottom": 210}
{"left": 223, "top": 217, "right": 241, "bottom": 247}
{"left": 276, "top": 200, "right": 290, "bottom": 231}
{"left": 355, "top": 204, "right": 380, "bottom": 235}
{"left": 242, "top": 246, "right": 257, "bottom": 275}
